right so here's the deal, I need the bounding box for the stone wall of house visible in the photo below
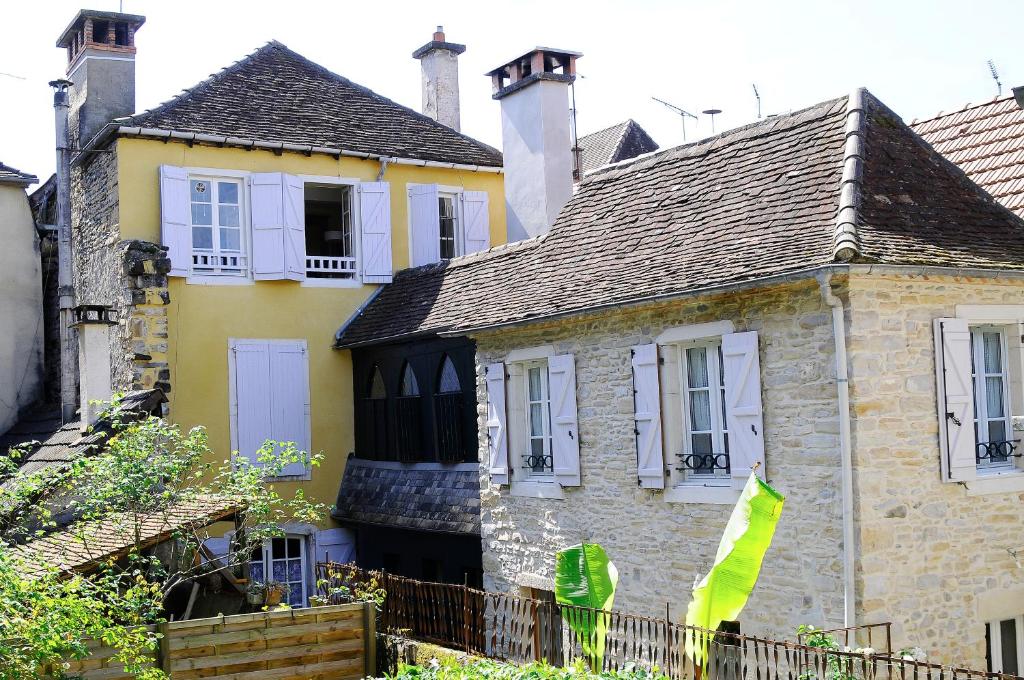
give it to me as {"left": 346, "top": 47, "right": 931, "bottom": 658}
{"left": 473, "top": 279, "right": 848, "bottom": 641}
{"left": 71, "top": 143, "right": 171, "bottom": 402}
{"left": 847, "top": 272, "right": 1024, "bottom": 668}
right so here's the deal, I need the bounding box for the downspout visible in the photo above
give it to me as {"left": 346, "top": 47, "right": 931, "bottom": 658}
{"left": 50, "top": 79, "right": 78, "bottom": 423}
{"left": 819, "top": 272, "right": 856, "bottom": 628}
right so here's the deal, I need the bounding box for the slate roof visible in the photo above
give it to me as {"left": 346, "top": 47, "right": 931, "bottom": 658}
{"left": 0, "top": 161, "right": 38, "bottom": 186}
{"left": 333, "top": 457, "right": 480, "bottom": 535}
{"left": 576, "top": 119, "right": 659, "bottom": 175}
{"left": 912, "top": 95, "right": 1024, "bottom": 217}
{"left": 10, "top": 495, "right": 238, "bottom": 576}
{"left": 335, "top": 89, "right": 1024, "bottom": 347}
{"left": 114, "top": 41, "right": 502, "bottom": 167}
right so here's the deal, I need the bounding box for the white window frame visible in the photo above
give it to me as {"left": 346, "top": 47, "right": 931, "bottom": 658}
{"left": 438, "top": 192, "right": 462, "bottom": 259}
{"left": 677, "top": 340, "right": 730, "bottom": 485}
{"left": 971, "top": 326, "right": 1016, "bottom": 474}
{"left": 298, "top": 175, "right": 364, "bottom": 289}
{"left": 987, "top": 615, "right": 1024, "bottom": 675}
{"left": 505, "top": 345, "right": 564, "bottom": 499}
{"left": 522, "top": 359, "right": 554, "bottom": 482}
{"left": 407, "top": 183, "right": 468, "bottom": 264}
{"left": 187, "top": 172, "right": 249, "bottom": 281}
{"left": 248, "top": 533, "right": 310, "bottom": 608}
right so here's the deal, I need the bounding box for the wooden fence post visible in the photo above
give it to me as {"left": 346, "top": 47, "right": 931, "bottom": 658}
{"left": 157, "top": 621, "right": 171, "bottom": 675}
{"left": 364, "top": 600, "right": 378, "bottom": 678}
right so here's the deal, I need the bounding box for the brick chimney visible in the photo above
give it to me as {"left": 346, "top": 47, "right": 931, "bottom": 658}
{"left": 56, "top": 9, "right": 145, "bottom": 148}
{"left": 412, "top": 26, "right": 466, "bottom": 131}
{"left": 486, "top": 47, "right": 581, "bottom": 242}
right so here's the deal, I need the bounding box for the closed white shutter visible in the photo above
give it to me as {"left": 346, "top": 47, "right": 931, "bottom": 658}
{"left": 409, "top": 184, "right": 440, "bottom": 266}
{"left": 269, "top": 341, "right": 311, "bottom": 477}
{"left": 250, "top": 173, "right": 286, "bottom": 280}
{"left": 314, "top": 528, "right": 355, "bottom": 566}
{"left": 461, "top": 191, "right": 490, "bottom": 255}
{"left": 231, "top": 341, "right": 273, "bottom": 466}
{"left": 549, "top": 354, "right": 581, "bottom": 487}
{"left": 486, "top": 362, "right": 509, "bottom": 484}
{"left": 631, "top": 344, "right": 665, "bottom": 489}
{"left": 359, "top": 182, "right": 393, "bottom": 283}
{"left": 282, "top": 174, "right": 307, "bottom": 282}
{"left": 159, "top": 165, "right": 190, "bottom": 277}
{"left": 722, "top": 331, "right": 766, "bottom": 488}
{"left": 935, "top": 318, "right": 978, "bottom": 482}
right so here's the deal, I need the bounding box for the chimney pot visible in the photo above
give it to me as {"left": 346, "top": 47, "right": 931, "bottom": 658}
{"left": 1014, "top": 85, "right": 1024, "bottom": 110}
{"left": 434, "top": 25, "right": 445, "bottom": 41}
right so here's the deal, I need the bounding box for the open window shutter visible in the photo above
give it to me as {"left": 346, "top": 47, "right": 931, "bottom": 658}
{"left": 359, "top": 182, "right": 393, "bottom": 283}
{"left": 269, "top": 342, "right": 310, "bottom": 477}
{"left": 314, "top": 528, "right": 355, "bottom": 566}
{"left": 409, "top": 184, "right": 440, "bottom": 266}
{"left": 282, "top": 174, "right": 306, "bottom": 281}
{"left": 549, "top": 354, "right": 581, "bottom": 487}
{"left": 485, "top": 362, "right": 509, "bottom": 484}
{"left": 159, "top": 165, "right": 190, "bottom": 277}
{"left": 659, "top": 345, "right": 684, "bottom": 483}
{"left": 722, "top": 331, "right": 766, "bottom": 489}
{"left": 631, "top": 344, "right": 665, "bottom": 489}
{"left": 935, "top": 318, "right": 977, "bottom": 482}
{"left": 231, "top": 341, "right": 273, "bottom": 466}
{"left": 461, "top": 191, "right": 490, "bottom": 255}
{"left": 250, "top": 173, "right": 286, "bottom": 280}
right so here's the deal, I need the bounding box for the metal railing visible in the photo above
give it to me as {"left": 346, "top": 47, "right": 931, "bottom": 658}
{"left": 317, "top": 562, "right": 1022, "bottom": 680}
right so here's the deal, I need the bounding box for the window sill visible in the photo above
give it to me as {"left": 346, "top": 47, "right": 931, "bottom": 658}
{"left": 300, "top": 277, "right": 364, "bottom": 289}
{"left": 186, "top": 275, "right": 253, "bottom": 286}
{"left": 510, "top": 479, "right": 565, "bottom": 499}
{"left": 966, "top": 470, "right": 1024, "bottom": 496}
{"left": 664, "top": 483, "right": 741, "bottom": 505}
{"left": 266, "top": 472, "right": 312, "bottom": 483}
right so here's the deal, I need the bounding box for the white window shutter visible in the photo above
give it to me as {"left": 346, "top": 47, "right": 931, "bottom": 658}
{"left": 461, "top": 191, "right": 490, "bottom": 255}
{"left": 631, "top": 344, "right": 665, "bottom": 489}
{"left": 269, "top": 342, "right": 311, "bottom": 477}
{"left": 935, "top": 318, "right": 977, "bottom": 482}
{"left": 549, "top": 354, "right": 581, "bottom": 487}
{"left": 159, "top": 165, "right": 190, "bottom": 277}
{"left": 722, "top": 331, "right": 766, "bottom": 489}
{"left": 231, "top": 341, "right": 273, "bottom": 466}
{"left": 282, "top": 174, "right": 306, "bottom": 281}
{"left": 359, "top": 182, "right": 393, "bottom": 283}
{"left": 314, "top": 528, "right": 355, "bottom": 566}
{"left": 250, "top": 173, "right": 286, "bottom": 280}
{"left": 486, "top": 362, "right": 509, "bottom": 484}
{"left": 409, "top": 184, "right": 440, "bottom": 266}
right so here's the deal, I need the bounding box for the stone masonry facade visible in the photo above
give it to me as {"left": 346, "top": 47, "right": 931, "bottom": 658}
{"left": 473, "top": 279, "right": 848, "bottom": 642}
{"left": 72, "top": 143, "right": 171, "bottom": 401}
{"left": 847, "top": 272, "right": 1024, "bottom": 667}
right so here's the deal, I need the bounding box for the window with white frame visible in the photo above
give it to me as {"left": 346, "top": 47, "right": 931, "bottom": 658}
{"left": 987, "top": 615, "right": 1024, "bottom": 675}
{"left": 438, "top": 194, "right": 459, "bottom": 259}
{"left": 190, "top": 177, "right": 246, "bottom": 275}
{"left": 522, "top": 359, "right": 554, "bottom": 479}
{"left": 409, "top": 184, "right": 490, "bottom": 267}
{"left": 304, "top": 183, "right": 357, "bottom": 279}
{"left": 972, "top": 327, "right": 1017, "bottom": 471}
{"left": 249, "top": 536, "right": 308, "bottom": 607}
{"left": 679, "top": 341, "right": 731, "bottom": 482}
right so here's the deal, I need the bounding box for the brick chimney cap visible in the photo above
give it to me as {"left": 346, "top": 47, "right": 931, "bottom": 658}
{"left": 57, "top": 9, "right": 146, "bottom": 48}
{"left": 412, "top": 37, "right": 466, "bottom": 59}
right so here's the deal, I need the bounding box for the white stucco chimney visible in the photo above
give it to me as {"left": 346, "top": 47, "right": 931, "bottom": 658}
{"left": 72, "top": 305, "right": 116, "bottom": 426}
{"left": 486, "top": 47, "right": 582, "bottom": 242}
{"left": 413, "top": 26, "right": 465, "bottom": 131}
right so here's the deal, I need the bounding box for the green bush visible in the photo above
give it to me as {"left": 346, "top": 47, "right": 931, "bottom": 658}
{"left": 386, "top": 656, "right": 669, "bottom": 680}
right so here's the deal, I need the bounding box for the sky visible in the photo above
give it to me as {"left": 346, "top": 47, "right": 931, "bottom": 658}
{"left": 3, "top": 0, "right": 1024, "bottom": 182}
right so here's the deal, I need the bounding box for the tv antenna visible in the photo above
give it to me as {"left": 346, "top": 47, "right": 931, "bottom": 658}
{"left": 652, "top": 96, "right": 698, "bottom": 141}
{"left": 988, "top": 59, "right": 1003, "bottom": 97}
{"left": 702, "top": 108, "right": 723, "bottom": 134}
{"left": 752, "top": 84, "right": 762, "bottom": 119}
{"left": 0, "top": 72, "right": 26, "bottom": 80}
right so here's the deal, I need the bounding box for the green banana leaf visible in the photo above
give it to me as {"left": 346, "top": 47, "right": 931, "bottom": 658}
{"left": 554, "top": 542, "right": 618, "bottom": 670}
{"left": 685, "top": 472, "right": 785, "bottom": 668}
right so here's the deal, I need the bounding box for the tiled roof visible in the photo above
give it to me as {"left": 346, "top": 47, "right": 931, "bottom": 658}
{"left": 912, "top": 96, "right": 1024, "bottom": 217}
{"left": 577, "top": 119, "right": 659, "bottom": 175}
{"left": 0, "top": 161, "right": 38, "bottom": 186}
{"left": 10, "top": 495, "right": 239, "bottom": 576}
{"left": 336, "top": 89, "right": 1024, "bottom": 347}
{"left": 118, "top": 41, "right": 503, "bottom": 168}
{"left": 332, "top": 458, "right": 480, "bottom": 535}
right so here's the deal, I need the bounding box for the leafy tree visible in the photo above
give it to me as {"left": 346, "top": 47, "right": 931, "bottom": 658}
{"left": 0, "top": 397, "right": 326, "bottom": 679}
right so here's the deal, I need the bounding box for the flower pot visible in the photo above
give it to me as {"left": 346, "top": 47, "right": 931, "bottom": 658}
{"left": 265, "top": 586, "right": 284, "bottom": 606}
{"left": 246, "top": 591, "right": 264, "bottom": 606}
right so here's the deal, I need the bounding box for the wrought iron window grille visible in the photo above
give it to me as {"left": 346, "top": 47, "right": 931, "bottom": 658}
{"left": 675, "top": 451, "right": 731, "bottom": 474}
{"left": 976, "top": 439, "right": 1022, "bottom": 463}
{"left": 522, "top": 453, "right": 554, "bottom": 474}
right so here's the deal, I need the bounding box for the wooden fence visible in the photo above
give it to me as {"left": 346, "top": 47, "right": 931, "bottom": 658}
{"left": 51, "top": 602, "right": 372, "bottom": 679}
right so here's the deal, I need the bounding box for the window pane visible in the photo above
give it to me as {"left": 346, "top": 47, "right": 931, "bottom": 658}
{"left": 987, "top": 377, "right": 1005, "bottom": 418}
{"left": 989, "top": 421, "right": 1008, "bottom": 448}
{"left": 438, "top": 356, "right": 461, "bottom": 393}
{"left": 690, "top": 391, "right": 711, "bottom": 431}
{"left": 1001, "top": 618, "right": 1018, "bottom": 676}
{"left": 984, "top": 332, "right": 1003, "bottom": 374}
{"left": 190, "top": 179, "right": 211, "bottom": 202}
{"left": 219, "top": 204, "right": 240, "bottom": 228}
{"left": 687, "top": 347, "right": 709, "bottom": 388}
{"left": 530, "top": 437, "right": 544, "bottom": 457}
{"left": 271, "top": 538, "right": 285, "bottom": 559}
{"left": 287, "top": 538, "right": 301, "bottom": 558}
{"left": 272, "top": 561, "right": 287, "bottom": 581}
{"left": 288, "top": 558, "right": 302, "bottom": 580}
{"left": 528, "top": 367, "right": 543, "bottom": 401}
{"left": 220, "top": 228, "right": 240, "bottom": 251}
{"left": 691, "top": 433, "right": 713, "bottom": 455}
{"left": 250, "top": 562, "right": 264, "bottom": 583}
{"left": 192, "top": 226, "right": 213, "bottom": 250}
{"left": 369, "top": 367, "right": 386, "bottom": 399}
{"left": 401, "top": 365, "right": 420, "bottom": 396}
{"left": 289, "top": 589, "right": 303, "bottom": 606}
{"left": 530, "top": 403, "right": 544, "bottom": 437}
{"left": 218, "top": 181, "right": 239, "bottom": 204}
{"left": 191, "top": 203, "right": 212, "bottom": 226}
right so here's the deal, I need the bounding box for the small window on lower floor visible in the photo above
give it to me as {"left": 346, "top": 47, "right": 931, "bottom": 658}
{"left": 522, "top": 360, "right": 554, "bottom": 481}
{"left": 971, "top": 326, "right": 1021, "bottom": 473}
{"left": 249, "top": 535, "right": 308, "bottom": 607}
{"left": 987, "top": 615, "right": 1023, "bottom": 675}
{"left": 305, "top": 183, "right": 356, "bottom": 279}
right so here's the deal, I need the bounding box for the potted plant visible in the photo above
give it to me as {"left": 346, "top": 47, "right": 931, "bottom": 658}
{"left": 246, "top": 580, "right": 290, "bottom": 606}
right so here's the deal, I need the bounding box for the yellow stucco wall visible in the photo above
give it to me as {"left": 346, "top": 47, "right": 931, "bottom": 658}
{"left": 115, "top": 138, "right": 505, "bottom": 521}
